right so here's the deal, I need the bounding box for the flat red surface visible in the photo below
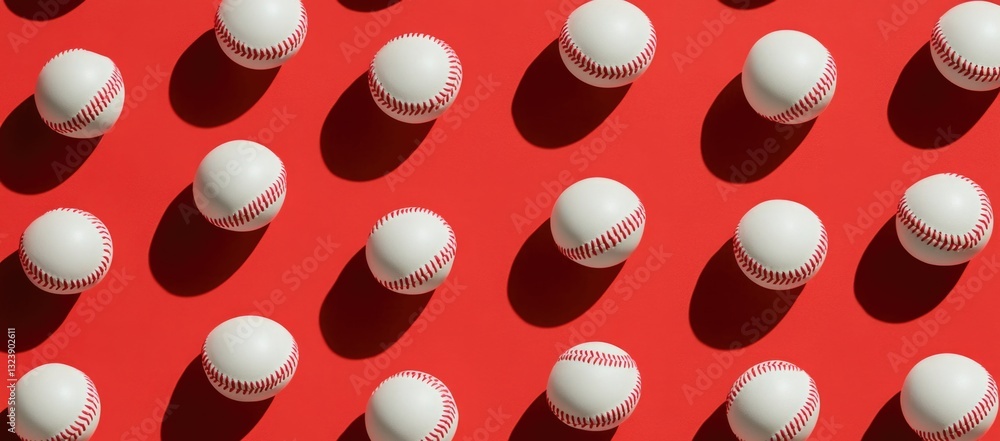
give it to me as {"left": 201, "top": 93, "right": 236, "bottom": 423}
{"left": 2, "top": 0, "right": 1000, "bottom": 439}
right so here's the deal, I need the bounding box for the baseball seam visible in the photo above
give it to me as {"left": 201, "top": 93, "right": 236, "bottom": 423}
{"left": 214, "top": 3, "right": 308, "bottom": 63}
{"left": 931, "top": 22, "right": 1000, "bottom": 84}
{"left": 371, "top": 207, "right": 457, "bottom": 292}
{"left": 733, "top": 222, "right": 828, "bottom": 288}
{"left": 204, "top": 163, "right": 287, "bottom": 230}
{"left": 42, "top": 49, "right": 124, "bottom": 136}
{"left": 201, "top": 340, "right": 299, "bottom": 397}
{"left": 382, "top": 371, "right": 457, "bottom": 441}
{"left": 763, "top": 53, "right": 837, "bottom": 124}
{"left": 559, "top": 204, "right": 646, "bottom": 262}
{"left": 558, "top": 21, "right": 656, "bottom": 82}
{"left": 727, "top": 361, "right": 818, "bottom": 441}
{"left": 915, "top": 374, "right": 998, "bottom": 441}
{"left": 19, "top": 209, "right": 113, "bottom": 294}
{"left": 23, "top": 375, "right": 100, "bottom": 441}
{"left": 548, "top": 351, "right": 641, "bottom": 430}
{"left": 897, "top": 173, "right": 993, "bottom": 252}
{"left": 368, "top": 33, "right": 462, "bottom": 118}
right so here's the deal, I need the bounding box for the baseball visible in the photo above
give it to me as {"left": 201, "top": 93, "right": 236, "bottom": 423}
{"left": 19, "top": 208, "right": 113, "bottom": 295}
{"left": 727, "top": 360, "right": 821, "bottom": 441}
{"left": 201, "top": 315, "right": 299, "bottom": 402}
{"left": 897, "top": 173, "right": 993, "bottom": 266}
{"left": 35, "top": 48, "right": 124, "bottom": 139}
{"left": 547, "top": 342, "right": 641, "bottom": 431}
{"left": 734, "top": 199, "right": 828, "bottom": 290}
{"left": 366, "top": 207, "right": 457, "bottom": 295}
{"left": 369, "top": 33, "right": 462, "bottom": 124}
{"left": 901, "top": 353, "right": 998, "bottom": 440}
{"left": 931, "top": 1, "right": 1000, "bottom": 91}
{"left": 559, "top": 0, "right": 656, "bottom": 88}
{"left": 366, "top": 370, "right": 459, "bottom": 441}
{"left": 193, "top": 140, "right": 287, "bottom": 232}
{"left": 551, "top": 177, "right": 646, "bottom": 268}
{"left": 215, "top": 0, "right": 307, "bottom": 70}
{"left": 15, "top": 363, "right": 101, "bottom": 441}
{"left": 742, "top": 30, "right": 838, "bottom": 124}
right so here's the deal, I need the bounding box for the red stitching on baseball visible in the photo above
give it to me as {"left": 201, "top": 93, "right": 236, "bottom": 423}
{"left": 559, "top": 204, "right": 646, "bottom": 262}
{"left": 369, "top": 33, "right": 462, "bottom": 118}
{"left": 201, "top": 340, "right": 299, "bottom": 396}
{"left": 204, "top": 163, "right": 287, "bottom": 229}
{"left": 380, "top": 371, "right": 457, "bottom": 441}
{"left": 19, "top": 208, "right": 112, "bottom": 294}
{"left": 915, "top": 374, "right": 998, "bottom": 441}
{"left": 558, "top": 20, "right": 656, "bottom": 81}
{"left": 23, "top": 375, "right": 101, "bottom": 441}
{"left": 733, "top": 221, "right": 828, "bottom": 288}
{"left": 763, "top": 53, "right": 837, "bottom": 124}
{"left": 548, "top": 356, "right": 641, "bottom": 430}
{"left": 42, "top": 50, "right": 124, "bottom": 136}
{"left": 898, "top": 173, "right": 993, "bottom": 252}
{"left": 727, "top": 361, "right": 818, "bottom": 441}
{"left": 371, "top": 208, "right": 456, "bottom": 292}
{"left": 932, "top": 23, "right": 1000, "bottom": 84}
{"left": 214, "top": 3, "right": 308, "bottom": 62}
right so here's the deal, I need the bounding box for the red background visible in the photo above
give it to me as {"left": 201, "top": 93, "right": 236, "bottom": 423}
{"left": 2, "top": 0, "right": 1000, "bottom": 439}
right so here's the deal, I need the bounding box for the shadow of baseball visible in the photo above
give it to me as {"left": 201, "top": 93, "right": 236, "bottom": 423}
{"left": 507, "top": 220, "right": 624, "bottom": 328}
{"left": 887, "top": 42, "right": 999, "bottom": 149}
{"left": 0, "top": 252, "right": 79, "bottom": 352}
{"left": 854, "top": 218, "right": 967, "bottom": 323}
{"left": 692, "top": 402, "right": 739, "bottom": 440}
{"left": 337, "top": 413, "right": 371, "bottom": 441}
{"left": 700, "top": 74, "right": 814, "bottom": 184}
{"left": 512, "top": 39, "right": 631, "bottom": 148}
{"left": 3, "top": 0, "right": 84, "bottom": 20}
{"left": 861, "top": 392, "right": 922, "bottom": 441}
{"left": 337, "top": 0, "right": 401, "bottom": 12}
{"left": 718, "top": 0, "right": 775, "bottom": 9}
{"left": 319, "top": 247, "right": 431, "bottom": 359}
{"left": 0, "top": 96, "right": 100, "bottom": 194}
{"left": 509, "top": 391, "right": 618, "bottom": 440}
{"left": 688, "top": 237, "right": 804, "bottom": 350}
{"left": 320, "top": 72, "right": 434, "bottom": 182}
{"left": 160, "top": 355, "right": 272, "bottom": 441}
{"left": 169, "top": 30, "right": 279, "bottom": 128}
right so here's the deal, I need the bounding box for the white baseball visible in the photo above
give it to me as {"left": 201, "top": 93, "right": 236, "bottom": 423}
{"left": 215, "top": 0, "right": 307, "bottom": 70}
{"left": 366, "top": 207, "right": 457, "bottom": 295}
{"left": 551, "top": 177, "right": 646, "bottom": 268}
{"left": 547, "top": 342, "right": 641, "bottom": 431}
{"left": 727, "top": 360, "right": 821, "bottom": 441}
{"left": 35, "top": 49, "right": 125, "bottom": 139}
{"left": 742, "top": 30, "right": 837, "bottom": 124}
{"left": 15, "top": 363, "right": 101, "bottom": 441}
{"left": 201, "top": 315, "right": 299, "bottom": 402}
{"left": 897, "top": 173, "right": 993, "bottom": 266}
{"left": 902, "top": 353, "right": 998, "bottom": 441}
{"left": 559, "top": 0, "right": 656, "bottom": 88}
{"left": 19, "top": 208, "right": 113, "bottom": 295}
{"left": 931, "top": 1, "right": 1000, "bottom": 91}
{"left": 366, "top": 370, "right": 459, "bottom": 441}
{"left": 734, "top": 199, "right": 828, "bottom": 290}
{"left": 193, "top": 140, "right": 287, "bottom": 232}
{"left": 369, "top": 33, "right": 462, "bottom": 124}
